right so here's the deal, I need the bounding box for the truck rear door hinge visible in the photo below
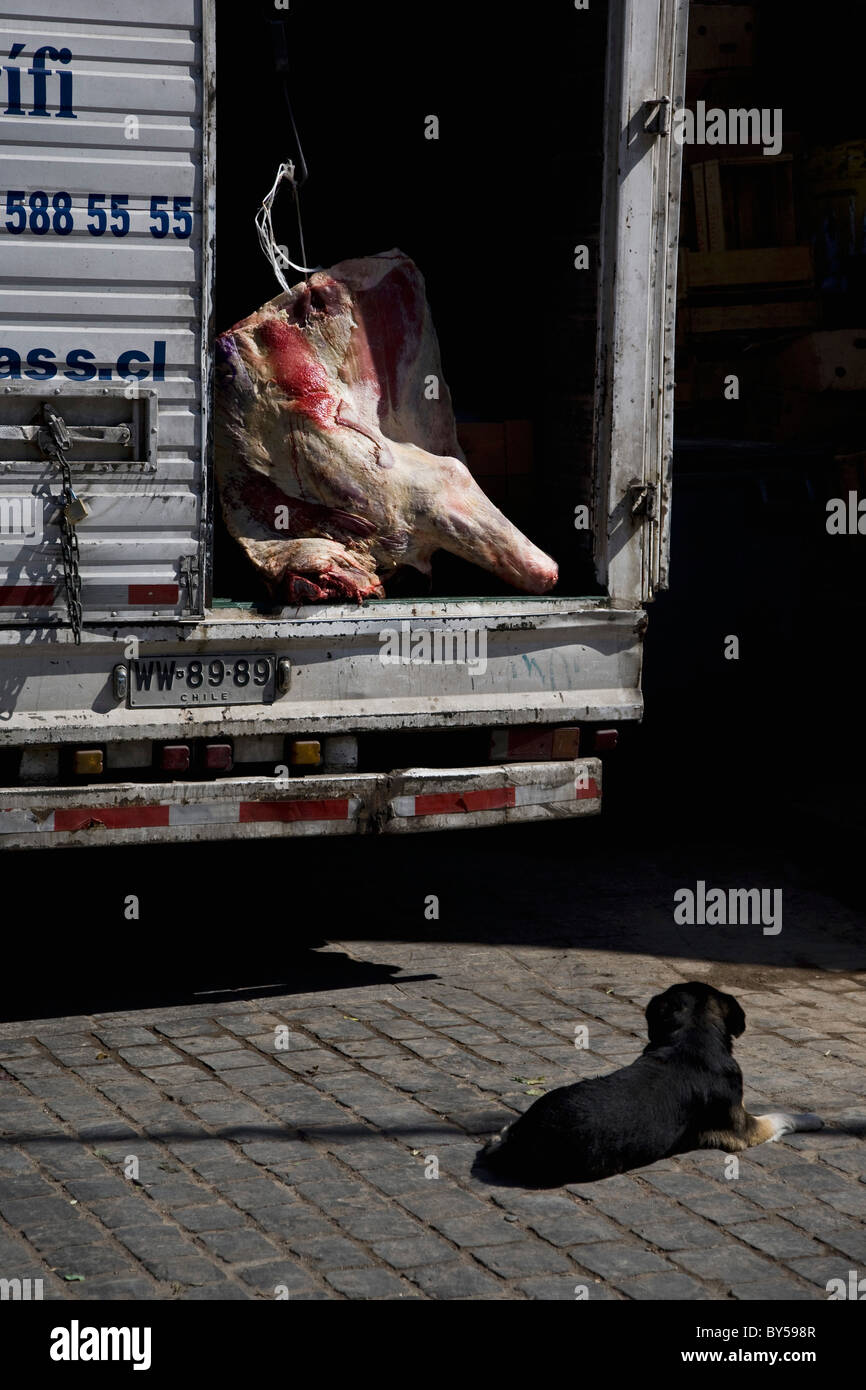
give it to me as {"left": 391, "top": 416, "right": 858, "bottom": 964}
{"left": 179, "top": 554, "right": 201, "bottom": 611}
{"left": 628, "top": 480, "right": 657, "bottom": 519}
{"left": 642, "top": 96, "right": 671, "bottom": 136}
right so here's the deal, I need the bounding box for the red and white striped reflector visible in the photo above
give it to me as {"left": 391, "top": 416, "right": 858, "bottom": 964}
{"left": 391, "top": 775, "right": 599, "bottom": 819}
{"left": 0, "top": 797, "right": 361, "bottom": 835}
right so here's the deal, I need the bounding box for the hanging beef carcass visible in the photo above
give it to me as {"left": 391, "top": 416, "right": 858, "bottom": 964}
{"left": 214, "top": 250, "right": 558, "bottom": 602}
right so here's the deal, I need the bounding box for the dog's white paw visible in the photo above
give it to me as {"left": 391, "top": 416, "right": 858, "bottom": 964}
{"left": 762, "top": 1111, "right": 823, "bottom": 1142}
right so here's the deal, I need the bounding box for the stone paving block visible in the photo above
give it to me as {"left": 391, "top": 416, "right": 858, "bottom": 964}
{"left": 71, "top": 1278, "right": 159, "bottom": 1299}
{"left": 726, "top": 1220, "right": 826, "bottom": 1259}
{"left": 331, "top": 1039, "right": 404, "bottom": 1059}
{"left": 627, "top": 1213, "right": 726, "bottom": 1251}
{"left": 0, "top": 1174, "right": 55, "bottom": 1201}
{"left": 431, "top": 1214, "right": 525, "bottom": 1248}
{"left": 114, "top": 1225, "right": 198, "bottom": 1261}
{"left": 520, "top": 1275, "right": 620, "bottom": 1300}
{"left": 183, "top": 1101, "right": 269, "bottom": 1130}
{"left": 731, "top": 1277, "right": 818, "bottom": 1300}
{"left": 296, "top": 1020, "right": 377, "bottom": 1045}
{"left": 324, "top": 1268, "right": 413, "bottom": 1298}
{"left": 1, "top": 1194, "right": 94, "bottom": 1232}
{"left": 318, "top": 1137, "right": 405, "bottom": 1170}
{"left": 246, "top": 1033, "right": 318, "bottom": 1056}
{"left": 726, "top": 1175, "right": 802, "bottom": 1211}
{"left": 471, "top": 1241, "right": 573, "bottom": 1277}
{"left": 814, "top": 1186, "right": 866, "bottom": 1217}
{"left": 371, "top": 1235, "right": 454, "bottom": 1268}
{"left": 43, "top": 1243, "right": 138, "bottom": 1279}
{"left": 785, "top": 1255, "right": 861, "bottom": 1289}
{"left": 375, "top": 1020, "right": 435, "bottom": 1040}
{"left": 117, "top": 1046, "right": 181, "bottom": 1069}
{"left": 215, "top": 1014, "right": 289, "bottom": 1037}
{"left": 138, "top": 1064, "right": 209, "bottom": 1087}
{"left": 198, "top": 1050, "right": 264, "bottom": 1073}
{"left": 237, "top": 1138, "right": 312, "bottom": 1166}
{"left": 405, "top": 1262, "right": 508, "bottom": 1299}
{"left": 818, "top": 1228, "right": 866, "bottom": 1262}
{"left": 179, "top": 1284, "right": 253, "bottom": 1299}
{"left": 276, "top": 1045, "right": 350, "bottom": 1078}
{"left": 0, "top": 1041, "right": 41, "bottom": 1058}
{"left": 18, "top": 1142, "right": 95, "bottom": 1180}
{"left": 152, "top": 1080, "right": 234, "bottom": 1106}
{"left": 615, "top": 1272, "right": 712, "bottom": 1300}
{"left": 218, "top": 1068, "right": 287, "bottom": 1093}
{"left": 138, "top": 1180, "right": 213, "bottom": 1208}
{"left": 672, "top": 1246, "right": 779, "bottom": 1285}
{"left": 326, "top": 1203, "right": 420, "bottom": 1243}
{"left": 84, "top": 1198, "right": 167, "bottom": 1231}
{"left": 152, "top": 1020, "right": 227, "bottom": 1039}
{"left": 287, "top": 1236, "right": 373, "bottom": 1270}
{"left": 0, "top": 1151, "right": 41, "bottom": 1178}
{"left": 397, "top": 1187, "right": 487, "bottom": 1223}
{"left": 253, "top": 1206, "right": 336, "bottom": 1242}
{"left": 197, "top": 1228, "right": 282, "bottom": 1263}
{"left": 511, "top": 1206, "right": 619, "bottom": 1251}
{"left": 678, "top": 1190, "right": 766, "bottom": 1224}
{"left": 174, "top": 1034, "right": 246, "bottom": 1055}
{"left": 91, "top": 1028, "right": 161, "bottom": 1049}
{"left": 215, "top": 1177, "right": 294, "bottom": 1213}
{"left": 183, "top": 1157, "right": 272, "bottom": 1187}
{"left": 173, "top": 1205, "right": 248, "bottom": 1233}
{"left": 353, "top": 1165, "right": 423, "bottom": 1198}
{"left": 569, "top": 1242, "right": 675, "bottom": 1280}
{"left": 402, "top": 1038, "right": 461, "bottom": 1059}
{"left": 142, "top": 1256, "right": 228, "bottom": 1285}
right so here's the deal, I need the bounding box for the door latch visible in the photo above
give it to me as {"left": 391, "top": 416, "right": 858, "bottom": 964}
{"left": 179, "top": 554, "right": 201, "bottom": 611}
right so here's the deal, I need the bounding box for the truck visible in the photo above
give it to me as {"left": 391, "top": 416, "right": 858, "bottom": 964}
{"left": 0, "top": 0, "right": 688, "bottom": 849}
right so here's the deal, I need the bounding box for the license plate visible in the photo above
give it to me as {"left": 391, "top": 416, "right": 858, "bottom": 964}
{"left": 127, "top": 653, "right": 277, "bottom": 708}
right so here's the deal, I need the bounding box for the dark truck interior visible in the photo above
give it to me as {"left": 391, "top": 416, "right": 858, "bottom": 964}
{"left": 647, "top": 0, "right": 865, "bottom": 841}
{"left": 213, "top": 0, "right": 608, "bottom": 605}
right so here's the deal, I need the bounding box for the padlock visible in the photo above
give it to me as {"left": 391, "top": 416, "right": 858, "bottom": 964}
{"left": 63, "top": 490, "right": 90, "bottom": 525}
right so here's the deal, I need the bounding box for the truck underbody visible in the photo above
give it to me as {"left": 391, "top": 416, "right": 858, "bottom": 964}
{"left": 0, "top": 597, "right": 637, "bottom": 847}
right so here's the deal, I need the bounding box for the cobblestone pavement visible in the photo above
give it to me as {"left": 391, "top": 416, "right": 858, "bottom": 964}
{"left": 1, "top": 838, "right": 864, "bottom": 1302}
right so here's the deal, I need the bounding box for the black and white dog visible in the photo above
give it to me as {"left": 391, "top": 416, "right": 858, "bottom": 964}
{"left": 478, "top": 982, "right": 822, "bottom": 1187}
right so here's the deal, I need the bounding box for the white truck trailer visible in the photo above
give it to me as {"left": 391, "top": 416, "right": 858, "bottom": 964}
{"left": 0, "top": 0, "right": 687, "bottom": 848}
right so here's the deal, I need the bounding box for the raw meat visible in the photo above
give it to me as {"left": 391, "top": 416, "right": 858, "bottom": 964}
{"left": 214, "top": 250, "right": 558, "bottom": 602}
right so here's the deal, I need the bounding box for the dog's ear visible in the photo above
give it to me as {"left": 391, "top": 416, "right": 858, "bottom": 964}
{"left": 721, "top": 992, "right": 746, "bottom": 1038}
{"left": 645, "top": 988, "right": 696, "bottom": 1045}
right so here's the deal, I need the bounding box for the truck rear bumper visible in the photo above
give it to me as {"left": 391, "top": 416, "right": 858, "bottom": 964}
{"left": 0, "top": 757, "right": 601, "bottom": 849}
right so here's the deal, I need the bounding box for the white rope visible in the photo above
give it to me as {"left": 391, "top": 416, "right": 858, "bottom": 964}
{"left": 255, "top": 160, "right": 318, "bottom": 292}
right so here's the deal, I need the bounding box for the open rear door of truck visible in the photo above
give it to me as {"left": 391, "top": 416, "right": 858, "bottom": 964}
{"left": 595, "top": 0, "right": 689, "bottom": 605}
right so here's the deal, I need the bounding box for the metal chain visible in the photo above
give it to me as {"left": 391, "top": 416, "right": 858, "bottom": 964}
{"left": 36, "top": 405, "right": 83, "bottom": 645}
{"left": 57, "top": 447, "right": 83, "bottom": 644}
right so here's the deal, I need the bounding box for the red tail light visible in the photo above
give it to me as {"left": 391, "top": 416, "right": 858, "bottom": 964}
{"left": 160, "top": 745, "right": 190, "bottom": 772}
{"left": 593, "top": 729, "right": 619, "bottom": 752}
{"left": 204, "top": 743, "right": 233, "bottom": 771}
